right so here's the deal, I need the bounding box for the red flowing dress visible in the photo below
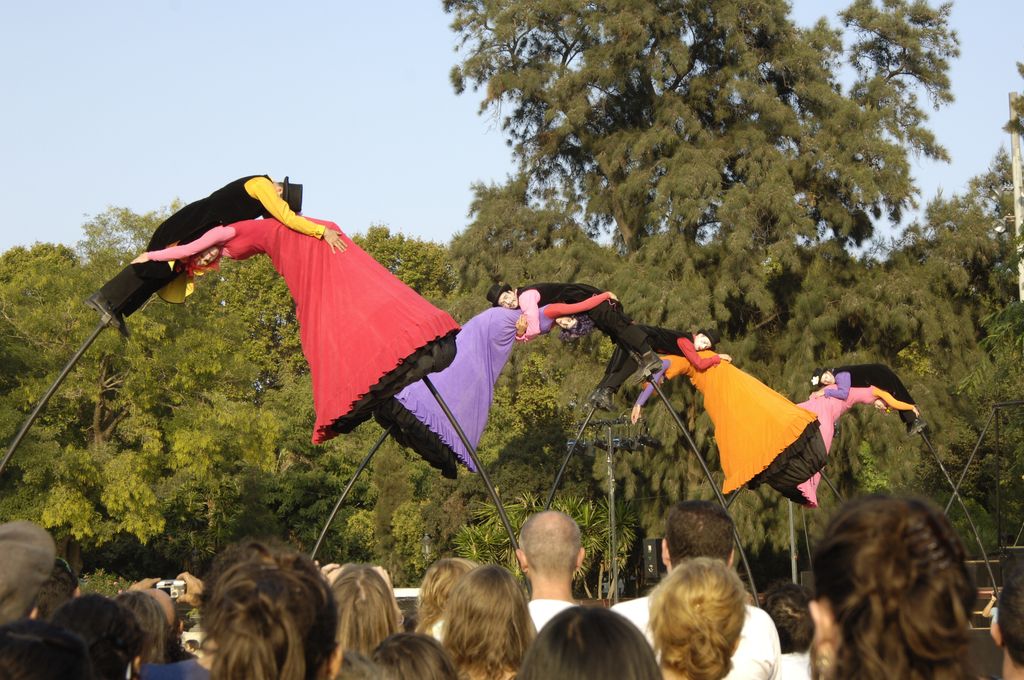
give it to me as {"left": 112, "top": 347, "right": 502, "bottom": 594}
{"left": 146, "top": 218, "right": 460, "bottom": 443}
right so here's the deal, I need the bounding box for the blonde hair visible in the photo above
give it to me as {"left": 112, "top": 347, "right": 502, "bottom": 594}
{"left": 417, "top": 558, "right": 477, "bottom": 636}
{"left": 650, "top": 557, "right": 746, "bottom": 680}
{"left": 442, "top": 565, "right": 535, "bottom": 680}
{"left": 331, "top": 565, "right": 401, "bottom": 656}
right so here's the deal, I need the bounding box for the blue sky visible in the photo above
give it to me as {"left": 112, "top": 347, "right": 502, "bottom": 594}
{"left": 1, "top": 1, "right": 1021, "bottom": 254}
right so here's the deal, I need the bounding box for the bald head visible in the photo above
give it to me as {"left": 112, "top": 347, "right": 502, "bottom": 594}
{"left": 519, "top": 511, "right": 581, "bottom": 578}
{"left": 143, "top": 588, "right": 176, "bottom": 626}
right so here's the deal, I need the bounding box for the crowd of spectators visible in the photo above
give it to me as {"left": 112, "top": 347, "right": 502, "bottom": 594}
{"left": 0, "top": 492, "right": 1006, "bottom": 679}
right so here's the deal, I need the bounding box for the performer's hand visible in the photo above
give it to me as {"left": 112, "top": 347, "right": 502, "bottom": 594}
{"left": 631, "top": 404, "right": 643, "bottom": 424}
{"left": 323, "top": 229, "right": 347, "bottom": 253}
{"left": 717, "top": 353, "right": 732, "bottom": 363}
{"left": 515, "top": 314, "right": 528, "bottom": 337}
{"left": 131, "top": 252, "right": 151, "bottom": 264}
{"left": 809, "top": 389, "right": 825, "bottom": 399}
{"left": 607, "top": 291, "right": 618, "bottom": 301}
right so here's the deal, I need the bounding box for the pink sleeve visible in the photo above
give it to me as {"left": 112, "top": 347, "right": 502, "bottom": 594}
{"left": 519, "top": 290, "right": 543, "bottom": 340}
{"left": 146, "top": 226, "right": 236, "bottom": 262}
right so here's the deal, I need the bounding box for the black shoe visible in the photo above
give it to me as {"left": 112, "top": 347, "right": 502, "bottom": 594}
{"left": 908, "top": 417, "right": 927, "bottom": 436}
{"left": 588, "top": 387, "right": 615, "bottom": 411}
{"left": 629, "top": 351, "right": 663, "bottom": 384}
{"left": 85, "top": 293, "right": 129, "bottom": 338}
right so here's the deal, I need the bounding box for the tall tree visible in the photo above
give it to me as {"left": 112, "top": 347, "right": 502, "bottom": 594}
{"left": 446, "top": 0, "right": 958, "bottom": 253}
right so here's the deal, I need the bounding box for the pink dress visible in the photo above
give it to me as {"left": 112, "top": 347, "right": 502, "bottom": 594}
{"left": 145, "top": 219, "right": 460, "bottom": 443}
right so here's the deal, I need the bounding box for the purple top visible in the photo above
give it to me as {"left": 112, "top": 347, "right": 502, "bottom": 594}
{"left": 394, "top": 307, "right": 558, "bottom": 470}
{"left": 823, "top": 372, "right": 852, "bottom": 400}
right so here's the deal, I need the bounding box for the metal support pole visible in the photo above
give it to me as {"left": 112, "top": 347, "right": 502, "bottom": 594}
{"left": 920, "top": 431, "right": 999, "bottom": 595}
{"left": 1009, "top": 92, "right": 1023, "bottom": 301}
{"left": 789, "top": 501, "right": 798, "bottom": 584}
{"left": 545, "top": 404, "right": 599, "bottom": 510}
{"left": 649, "top": 378, "right": 759, "bottom": 604}
{"left": 310, "top": 427, "right": 392, "bottom": 561}
{"left": 1, "top": 320, "right": 108, "bottom": 478}
{"left": 819, "top": 470, "right": 844, "bottom": 503}
{"left": 423, "top": 377, "right": 519, "bottom": 551}
{"left": 607, "top": 426, "right": 618, "bottom": 604}
{"left": 946, "top": 409, "right": 997, "bottom": 513}
{"left": 996, "top": 411, "right": 1003, "bottom": 554}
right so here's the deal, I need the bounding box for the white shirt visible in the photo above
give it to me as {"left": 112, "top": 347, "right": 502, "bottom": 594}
{"left": 610, "top": 597, "right": 781, "bottom": 680}
{"left": 779, "top": 651, "right": 811, "bottom": 680}
{"left": 528, "top": 599, "right": 575, "bottom": 632}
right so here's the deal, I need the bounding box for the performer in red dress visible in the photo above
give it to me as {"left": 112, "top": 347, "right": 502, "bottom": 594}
{"left": 136, "top": 219, "right": 459, "bottom": 442}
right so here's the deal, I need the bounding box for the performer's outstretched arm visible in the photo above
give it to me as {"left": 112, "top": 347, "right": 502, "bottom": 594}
{"left": 541, "top": 292, "right": 612, "bottom": 319}
{"left": 137, "top": 225, "right": 236, "bottom": 262}
{"left": 871, "top": 387, "right": 919, "bottom": 414}
{"left": 244, "top": 177, "right": 346, "bottom": 253}
{"left": 631, "top": 358, "right": 672, "bottom": 423}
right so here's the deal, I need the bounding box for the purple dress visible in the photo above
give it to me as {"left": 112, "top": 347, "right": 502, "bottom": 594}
{"left": 374, "top": 307, "right": 558, "bottom": 477}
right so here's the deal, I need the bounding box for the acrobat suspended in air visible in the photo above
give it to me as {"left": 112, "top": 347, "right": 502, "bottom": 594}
{"left": 795, "top": 381, "right": 918, "bottom": 506}
{"left": 810, "top": 364, "right": 925, "bottom": 434}
{"left": 375, "top": 293, "right": 612, "bottom": 478}
{"left": 134, "top": 215, "right": 460, "bottom": 442}
{"left": 630, "top": 334, "right": 827, "bottom": 505}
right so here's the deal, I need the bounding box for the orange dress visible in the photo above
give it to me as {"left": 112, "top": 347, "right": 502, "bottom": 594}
{"left": 651, "top": 353, "right": 821, "bottom": 496}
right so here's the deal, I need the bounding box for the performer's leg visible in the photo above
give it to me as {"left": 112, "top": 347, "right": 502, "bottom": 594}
{"left": 96, "top": 262, "right": 175, "bottom": 317}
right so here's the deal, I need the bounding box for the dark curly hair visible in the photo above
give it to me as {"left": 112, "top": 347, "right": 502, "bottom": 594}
{"left": 811, "top": 495, "right": 975, "bottom": 680}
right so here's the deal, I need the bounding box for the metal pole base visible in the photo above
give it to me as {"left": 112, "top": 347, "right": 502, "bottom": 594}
{"left": 423, "top": 377, "right": 519, "bottom": 551}
{"left": 1, "top": 320, "right": 108, "bottom": 478}
{"left": 545, "top": 404, "right": 599, "bottom": 510}
{"left": 310, "top": 426, "right": 392, "bottom": 561}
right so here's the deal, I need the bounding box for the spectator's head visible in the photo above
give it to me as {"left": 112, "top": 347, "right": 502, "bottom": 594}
{"left": 0, "top": 521, "right": 56, "bottom": 624}
{"left": 337, "top": 649, "right": 383, "bottom": 679}
{"left": 517, "top": 606, "right": 660, "bottom": 680}
{"left": 442, "top": 565, "right": 534, "bottom": 680}
{"left": 516, "top": 511, "right": 584, "bottom": 588}
{"left": 33, "top": 558, "right": 79, "bottom": 621}
{"left": 50, "top": 594, "right": 143, "bottom": 680}
{"left": 762, "top": 582, "right": 813, "bottom": 655}
{"left": 203, "top": 545, "right": 340, "bottom": 680}
{"left": 416, "top": 558, "right": 476, "bottom": 637}
{"left": 994, "top": 566, "right": 1024, "bottom": 672}
{"left": 332, "top": 565, "right": 402, "bottom": 657}
{"left": 373, "top": 632, "right": 458, "bottom": 680}
{"left": 0, "top": 618, "right": 94, "bottom": 680}
{"left": 650, "top": 557, "right": 746, "bottom": 680}
{"left": 810, "top": 495, "right": 974, "bottom": 680}
{"left": 114, "top": 591, "right": 169, "bottom": 665}
{"left": 663, "top": 501, "right": 734, "bottom": 568}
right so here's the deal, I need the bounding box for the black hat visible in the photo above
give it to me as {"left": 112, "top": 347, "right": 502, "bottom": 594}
{"left": 696, "top": 328, "right": 721, "bottom": 348}
{"left": 281, "top": 176, "right": 303, "bottom": 214}
{"left": 486, "top": 283, "right": 512, "bottom": 307}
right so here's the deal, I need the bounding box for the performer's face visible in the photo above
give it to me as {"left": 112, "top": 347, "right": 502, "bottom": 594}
{"left": 554, "top": 316, "right": 578, "bottom": 330}
{"left": 820, "top": 371, "right": 835, "bottom": 386}
{"left": 693, "top": 333, "right": 711, "bottom": 351}
{"left": 497, "top": 290, "right": 518, "bottom": 308}
{"left": 195, "top": 246, "right": 222, "bottom": 267}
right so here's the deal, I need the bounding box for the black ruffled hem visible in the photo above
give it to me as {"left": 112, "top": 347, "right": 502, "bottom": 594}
{"left": 373, "top": 398, "right": 460, "bottom": 479}
{"left": 327, "top": 330, "right": 459, "bottom": 436}
{"left": 747, "top": 421, "right": 828, "bottom": 506}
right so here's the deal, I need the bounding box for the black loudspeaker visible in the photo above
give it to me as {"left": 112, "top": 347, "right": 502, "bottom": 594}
{"left": 643, "top": 538, "right": 666, "bottom": 584}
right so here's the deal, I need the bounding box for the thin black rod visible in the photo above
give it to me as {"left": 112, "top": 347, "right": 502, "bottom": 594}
{"left": 310, "top": 426, "right": 392, "bottom": 561}
{"left": 819, "top": 470, "right": 844, "bottom": 503}
{"left": 920, "top": 431, "right": 999, "bottom": 595}
{"left": 801, "top": 506, "right": 813, "bottom": 566}
{"left": 725, "top": 489, "right": 742, "bottom": 509}
{"left": 996, "top": 411, "right": 1002, "bottom": 554}
{"left": 1, "top": 320, "right": 107, "bottom": 478}
{"left": 789, "top": 501, "right": 798, "bottom": 584}
{"left": 607, "top": 426, "right": 618, "bottom": 603}
{"left": 545, "top": 404, "right": 599, "bottom": 510}
{"left": 945, "top": 409, "right": 996, "bottom": 514}
{"left": 649, "top": 379, "right": 759, "bottom": 604}
{"left": 423, "top": 377, "right": 519, "bottom": 551}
